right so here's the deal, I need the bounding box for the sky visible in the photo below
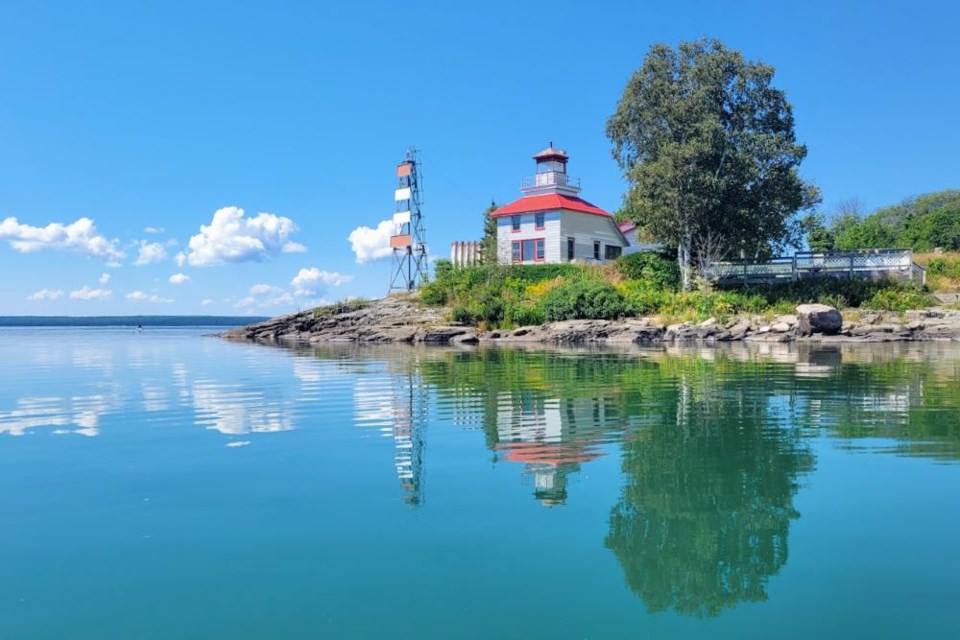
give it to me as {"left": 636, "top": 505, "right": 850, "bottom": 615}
{"left": 1, "top": 0, "right": 957, "bottom": 315}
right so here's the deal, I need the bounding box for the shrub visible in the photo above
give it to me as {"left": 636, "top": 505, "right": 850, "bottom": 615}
{"left": 616, "top": 252, "right": 681, "bottom": 290}
{"left": 419, "top": 281, "right": 447, "bottom": 306}
{"left": 865, "top": 287, "right": 933, "bottom": 312}
{"left": 504, "top": 301, "right": 546, "bottom": 327}
{"left": 541, "top": 280, "right": 631, "bottom": 321}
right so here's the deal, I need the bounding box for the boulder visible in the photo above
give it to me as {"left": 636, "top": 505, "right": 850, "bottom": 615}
{"left": 796, "top": 304, "right": 843, "bottom": 336}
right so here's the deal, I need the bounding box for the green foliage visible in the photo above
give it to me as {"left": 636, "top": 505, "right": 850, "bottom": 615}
{"left": 616, "top": 252, "right": 681, "bottom": 290}
{"left": 480, "top": 201, "right": 499, "bottom": 265}
{"left": 824, "top": 190, "right": 960, "bottom": 252}
{"left": 503, "top": 301, "right": 546, "bottom": 327}
{"left": 419, "top": 281, "right": 448, "bottom": 305}
{"left": 925, "top": 257, "right": 960, "bottom": 279}
{"left": 865, "top": 286, "right": 934, "bottom": 312}
{"left": 800, "top": 212, "right": 835, "bottom": 251}
{"left": 607, "top": 38, "right": 819, "bottom": 288}
{"left": 541, "top": 280, "right": 631, "bottom": 321}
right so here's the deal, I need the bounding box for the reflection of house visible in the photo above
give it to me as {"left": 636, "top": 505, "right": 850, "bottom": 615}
{"left": 492, "top": 145, "right": 628, "bottom": 265}
{"left": 495, "top": 393, "right": 620, "bottom": 505}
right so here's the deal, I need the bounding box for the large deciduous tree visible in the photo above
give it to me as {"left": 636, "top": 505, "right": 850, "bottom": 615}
{"left": 607, "top": 38, "right": 820, "bottom": 289}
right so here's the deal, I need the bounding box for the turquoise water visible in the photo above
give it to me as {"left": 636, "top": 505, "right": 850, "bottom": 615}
{"left": 1, "top": 328, "right": 959, "bottom": 639}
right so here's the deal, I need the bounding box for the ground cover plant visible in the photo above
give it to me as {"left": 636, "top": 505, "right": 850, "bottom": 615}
{"left": 421, "top": 255, "right": 931, "bottom": 329}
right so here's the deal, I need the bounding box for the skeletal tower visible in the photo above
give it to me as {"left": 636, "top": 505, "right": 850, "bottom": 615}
{"left": 389, "top": 149, "right": 428, "bottom": 292}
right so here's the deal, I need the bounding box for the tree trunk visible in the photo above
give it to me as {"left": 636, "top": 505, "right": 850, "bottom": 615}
{"left": 678, "top": 233, "right": 693, "bottom": 290}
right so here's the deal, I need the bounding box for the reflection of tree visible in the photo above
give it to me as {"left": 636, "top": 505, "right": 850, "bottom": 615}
{"left": 605, "top": 370, "right": 815, "bottom": 617}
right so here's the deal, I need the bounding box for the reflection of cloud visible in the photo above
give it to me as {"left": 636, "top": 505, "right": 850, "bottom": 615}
{"left": 191, "top": 380, "right": 293, "bottom": 435}
{"left": 353, "top": 377, "right": 398, "bottom": 427}
{"left": 0, "top": 394, "right": 113, "bottom": 437}
{"left": 141, "top": 384, "right": 169, "bottom": 412}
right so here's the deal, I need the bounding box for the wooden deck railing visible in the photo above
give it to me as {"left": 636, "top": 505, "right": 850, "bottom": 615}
{"left": 706, "top": 249, "right": 926, "bottom": 286}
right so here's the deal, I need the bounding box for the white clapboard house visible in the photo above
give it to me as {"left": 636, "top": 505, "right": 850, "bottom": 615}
{"left": 491, "top": 145, "right": 629, "bottom": 265}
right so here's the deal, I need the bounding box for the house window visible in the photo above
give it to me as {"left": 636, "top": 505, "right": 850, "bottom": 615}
{"left": 511, "top": 215, "right": 521, "bottom": 232}
{"left": 534, "top": 212, "right": 545, "bottom": 229}
{"left": 605, "top": 245, "right": 622, "bottom": 260}
{"left": 567, "top": 237, "right": 575, "bottom": 260}
{"left": 512, "top": 238, "right": 546, "bottom": 263}
{"left": 593, "top": 241, "right": 601, "bottom": 260}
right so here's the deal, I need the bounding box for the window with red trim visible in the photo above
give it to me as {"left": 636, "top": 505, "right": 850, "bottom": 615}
{"left": 511, "top": 215, "right": 521, "bottom": 232}
{"left": 512, "top": 238, "right": 546, "bottom": 263}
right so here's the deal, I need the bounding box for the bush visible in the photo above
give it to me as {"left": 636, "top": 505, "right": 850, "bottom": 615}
{"left": 541, "top": 280, "right": 631, "bottom": 321}
{"left": 865, "top": 287, "right": 933, "bottom": 312}
{"left": 504, "top": 301, "right": 546, "bottom": 327}
{"left": 419, "top": 281, "right": 448, "bottom": 305}
{"left": 616, "top": 252, "right": 680, "bottom": 290}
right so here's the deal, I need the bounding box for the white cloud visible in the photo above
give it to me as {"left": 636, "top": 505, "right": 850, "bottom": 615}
{"left": 282, "top": 241, "right": 307, "bottom": 253}
{"left": 133, "top": 240, "right": 168, "bottom": 266}
{"left": 175, "top": 251, "right": 186, "bottom": 267}
{"left": 183, "top": 206, "right": 303, "bottom": 267}
{"left": 98, "top": 273, "right": 111, "bottom": 284}
{"left": 201, "top": 298, "right": 215, "bottom": 306}
{"left": 291, "top": 268, "right": 352, "bottom": 296}
{"left": 27, "top": 289, "right": 64, "bottom": 301}
{"left": 126, "top": 291, "right": 173, "bottom": 303}
{"left": 144, "top": 226, "right": 165, "bottom": 234}
{"left": 237, "top": 284, "right": 295, "bottom": 310}
{"left": 249, "top": 283, "right": 275, "bottom": 295}
{"left": 348, "top": 219, "right": 395, "bottom": 264}
{"left": 70, "top": 286, "right": 113, "bottom": 300}
{"left": 0, "top": 217, "right": 124, "bottom": 264}
{"left": 168, "top": 273, "right": 190, "bottom": 285}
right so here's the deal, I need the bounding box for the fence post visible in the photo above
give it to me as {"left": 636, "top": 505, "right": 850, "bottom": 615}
{"left": 791, "top": 257, "right": 797, "bottom": 282}
{"left": 849, "top": 253, "right": 854, "bottom": 279}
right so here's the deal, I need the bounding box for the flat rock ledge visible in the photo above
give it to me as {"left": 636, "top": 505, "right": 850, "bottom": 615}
{"left": 221, "top": 297, "right": 960, "bottom": 346}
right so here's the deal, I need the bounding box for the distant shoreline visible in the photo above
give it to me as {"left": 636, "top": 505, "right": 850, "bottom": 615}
{"left": 0, "top": 316, "right": 269, "bottom": 328}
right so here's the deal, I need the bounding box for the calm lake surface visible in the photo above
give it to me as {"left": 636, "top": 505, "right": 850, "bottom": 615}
{"left": 1, "top": 328, "right": 959, "bottom": 639}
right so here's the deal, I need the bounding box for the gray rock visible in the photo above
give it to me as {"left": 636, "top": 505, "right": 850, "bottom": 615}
{"left": 796, "top": 304, "right": 843, "bottom": 336}
{"left": 771, "top": 322, "right": 791, "bottom": 333}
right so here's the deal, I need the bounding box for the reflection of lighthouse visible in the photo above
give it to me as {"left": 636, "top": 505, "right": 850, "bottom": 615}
{"left": 353, "top": 370, "right": 427, "bottom": 507}
{"left": 392, "top": 373, "right": 427, "bottom": 506}
{"left": 495, "top": 394, "right": 615, "bottom": 506}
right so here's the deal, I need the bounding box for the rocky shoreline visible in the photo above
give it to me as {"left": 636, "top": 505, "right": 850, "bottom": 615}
{"left": 220, "top": 295, "right": 960, "bottom": 346}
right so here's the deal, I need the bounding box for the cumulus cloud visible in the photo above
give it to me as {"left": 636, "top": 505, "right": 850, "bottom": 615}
{"left": 290, "top": 268, "right": 352, "bottom": 296}
{"left": 70, "top": 286, "right": 112, "bottom": 300}
{"left": 168, "top": 273, "right": 190, "bottom": 285}
{"left": 236, "top": 284, "right": 294, "bottom": 310}
{"left": 183, "top": 206, "right": 303, "bottom": 267}
{"left": 27, "top": 289, "right": 64, "bottom": 301}
{"left": 0, "top": 217, "right": 124, "bottom": 264}
{"left": 348, "top": 219, "right": 395, "bottom": 264}
{"left": 98, "top": 273, "right": 111, "bottom": 284}
{"left": 126, "top": 291, "right": 173, "bottom": 303}
{"left": 133, "top": 240, "right": 168, "bottom": 266}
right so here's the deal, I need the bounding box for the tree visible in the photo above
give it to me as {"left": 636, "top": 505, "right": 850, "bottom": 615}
{"left": 800, "top": 212, "right": 834, "bottom": 251}
{"left": 480, "top": 200, "right": 498, "bottom": 265}
{"left": 607, "top": 38, "right": 820, "bottom": 289}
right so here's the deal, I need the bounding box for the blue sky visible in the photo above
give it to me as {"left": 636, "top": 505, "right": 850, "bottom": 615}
{"left": 1, "top": 0, "right": 957, "bottom": 315}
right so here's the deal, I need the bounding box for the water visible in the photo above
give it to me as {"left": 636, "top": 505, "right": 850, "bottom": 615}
{"left": 1, "top": 328, "right": 959, "bottom": 639}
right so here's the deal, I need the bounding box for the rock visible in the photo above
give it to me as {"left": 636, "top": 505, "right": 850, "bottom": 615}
{"left": 796, "top": 304, "right": 843, "bottom": 336}
{"left": 758, "top": 325, "right": 771, "bottom": 333}
{"left": 450, "top": 332, "right": 479, "bottom": 345}
{"left": 699, "top": 317, "right": 717, "bottom": 328}
{"left": 771, "top": 322, "right": 791, "bottom": 333}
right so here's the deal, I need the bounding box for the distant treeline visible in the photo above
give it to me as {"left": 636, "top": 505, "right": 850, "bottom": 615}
{"left": 805, "top": 190, "right": 960, "bottom": 252}
{"left": 0, "top": 316, "right": 267, "bottom": 327}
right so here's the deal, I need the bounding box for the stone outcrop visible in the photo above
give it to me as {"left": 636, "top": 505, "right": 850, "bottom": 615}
{"left": 796, "top": 303, "right": 843, "bottom": 336}
{"left": 221, "top": 297, "right": 960, "bottom": 347}
{"left": 220, "top": 296, "right": 474, "bottom": 345}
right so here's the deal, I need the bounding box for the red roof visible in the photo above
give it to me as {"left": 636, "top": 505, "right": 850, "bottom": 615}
{"left": 491, "top": 194, "right": 612, "bottom": 219}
